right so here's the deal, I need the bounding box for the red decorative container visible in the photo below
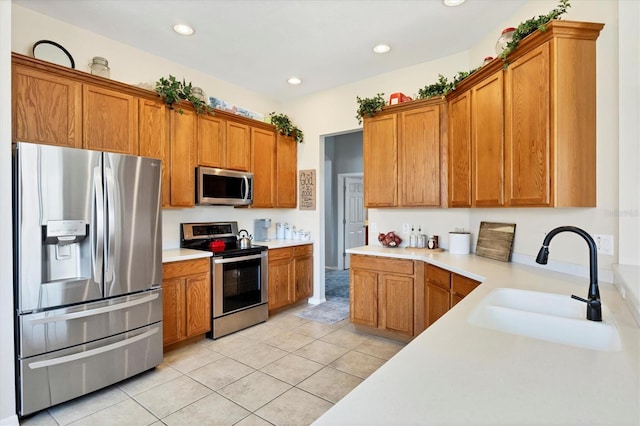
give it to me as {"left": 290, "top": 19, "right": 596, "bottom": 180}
{"left": 208, "top": 240, "right": 226, "bottom": 252}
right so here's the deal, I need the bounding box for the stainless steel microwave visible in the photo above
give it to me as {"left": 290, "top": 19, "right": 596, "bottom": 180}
{"left": 196, "top": 167, "right": 253, "bottom": 206}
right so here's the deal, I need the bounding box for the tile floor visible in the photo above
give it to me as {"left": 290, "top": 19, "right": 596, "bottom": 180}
{"left": 20, "top": 304, "right": 405, "bottom": 426}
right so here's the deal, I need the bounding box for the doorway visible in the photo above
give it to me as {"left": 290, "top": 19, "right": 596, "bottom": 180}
{"left": 338, "top": 173, "right": 365, "bottom": 270}
{"left": 323, "top": 131, "right": 364, "bottom": 271}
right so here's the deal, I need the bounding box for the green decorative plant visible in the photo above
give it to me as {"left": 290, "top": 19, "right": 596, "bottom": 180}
{"left": 499, "top": 0, "right": 571, "bottom": 62}
{"left": 417, "top": 74, "right": 452, "bottom": 99}
{"left": 269, "top": 112, "right": 304, "bottom": 143}
{"left": 155, "top": 75, "right": 212, "bottom": 114}
{"left": 355, "top": 93, "right": 386, "bottom": 124}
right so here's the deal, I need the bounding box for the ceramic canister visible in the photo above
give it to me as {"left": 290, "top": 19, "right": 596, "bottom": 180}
{"left": 449, "top": 232, "right": 471, "bottom": 254}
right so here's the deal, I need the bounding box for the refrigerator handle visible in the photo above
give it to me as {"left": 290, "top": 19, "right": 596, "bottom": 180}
{"left": 104, "top": 166, "right": 116, "bottom": 283}
{"left": 93, "top": 167, "right": 104, "bottom": 287}
{"left": 27, "top": 327, "right": 160, "bottom": 369}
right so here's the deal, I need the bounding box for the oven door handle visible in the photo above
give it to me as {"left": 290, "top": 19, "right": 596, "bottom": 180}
{"left": 213, "top": 252, "right": 267, "bottom": 264}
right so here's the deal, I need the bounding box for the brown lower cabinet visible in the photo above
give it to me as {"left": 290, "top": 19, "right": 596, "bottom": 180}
{"left": 350, "top": 254, "right": 419, "bottom": 339}
{"left": 424, "top": 263, "right": 480, "bottom": 328}
{"left": 349, "top": 254, "right": 481, "bottom": 340}
{"left": 162, "top": 258, "right": 211, "bottom": 350}
{"left": 268, "top": 244, "right": 313, "bottom": 312}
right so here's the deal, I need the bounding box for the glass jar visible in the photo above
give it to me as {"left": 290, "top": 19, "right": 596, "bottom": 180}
{"left": 495, "top": 27, "right": 516, "bottom": 55}
{"left": 192, "top": 87, "right": 206, "bottom": 103}
{"left": 482, "top": 56, "right": 494, "bottom": 66}
{"left": 89, "top": 57, "right": 110, "bottom": 78}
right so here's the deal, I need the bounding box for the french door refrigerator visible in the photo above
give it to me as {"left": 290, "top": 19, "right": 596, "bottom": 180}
{"left": 13, "top": 142, "right": 163, "bottom": 416}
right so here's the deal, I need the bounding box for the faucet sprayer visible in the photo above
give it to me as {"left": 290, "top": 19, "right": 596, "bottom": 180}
{"left": 535, "top": 226, "right": 602, "bottom": 322}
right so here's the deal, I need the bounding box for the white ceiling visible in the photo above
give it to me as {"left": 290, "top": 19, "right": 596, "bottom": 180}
{"left": 14, "top": 0, "right": 527, "bottom": 101}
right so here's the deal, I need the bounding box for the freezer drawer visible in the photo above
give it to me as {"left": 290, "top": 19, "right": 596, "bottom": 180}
{"left": 18, "top": 322, "right": 163, "bottom": 416}
{"left": 18, "top": 289, "right": 162, "bottom": 358}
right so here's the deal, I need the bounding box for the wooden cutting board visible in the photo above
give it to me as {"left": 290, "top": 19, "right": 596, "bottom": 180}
{"left": 475, "top": 222, "right": 516, "bottom": 262}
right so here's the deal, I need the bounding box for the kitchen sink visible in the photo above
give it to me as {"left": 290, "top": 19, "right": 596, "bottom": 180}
{"left": 468, "top": 288, "right": 621, "bottom": 352}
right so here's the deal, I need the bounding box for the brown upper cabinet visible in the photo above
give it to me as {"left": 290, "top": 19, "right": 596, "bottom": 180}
{"left": 250, "top": 129, "right": 298, "bottom": 209}
{"left": 13, "top": 63, "right": 82, "bottom": 148}
{"left": 83, "top": 84, "right": 138, "bottom": 155}
{"left": 447, "top": 20, "right": 603, "bottom": 208}
{"left": 197, "top": 113, "right": 226, "bottom": 168}
{"left": 225, "top": 121, "right": 251, "bottom": 171}
{"left": 275, "top": 133, "right": 298, "bottom": 208}
{"left": 363, "top": 98, "right": 447, "bottom": 208}
{"left": 168, "top": 109, "right": 197, "bottom": 208}
{"left": 12, "top": 52, "right": 298, "bottom": 209}
{"left": 251, "top": 127, "right": 277, "bottom": 207}
{"left": 13, "top": 54, "right": 141, "bottom": 155}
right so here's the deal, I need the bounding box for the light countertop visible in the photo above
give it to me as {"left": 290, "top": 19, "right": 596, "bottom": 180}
{"left": 314, "top": 246, "right": 640, "bottom": 425}
{"left": 250, "top": 239, "right": 314, "bottom": 249}
{"left": 162, "top": 241, "right": 312, "bottom": 263}
{"left": 162, "top": 248, "right": 212, "bottom": 263}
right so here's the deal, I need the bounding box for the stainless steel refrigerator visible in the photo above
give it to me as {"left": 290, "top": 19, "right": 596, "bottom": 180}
{"left": 13, "top": 142, "right": 163, "bottom": 416}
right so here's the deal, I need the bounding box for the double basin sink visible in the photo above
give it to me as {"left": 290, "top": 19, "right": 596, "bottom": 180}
{"left": 468, "top": 288, "right": 621, "bottom": 352}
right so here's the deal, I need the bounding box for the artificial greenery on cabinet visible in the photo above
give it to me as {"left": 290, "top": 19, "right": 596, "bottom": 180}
{"left": 269, "top": 112, "right": 304, "bottom": 143}
{"left": 355, "top": 93, "right": 386, "bottom": 125}
{"left": 155, "top": 75, "right": 212, "bottom": 114}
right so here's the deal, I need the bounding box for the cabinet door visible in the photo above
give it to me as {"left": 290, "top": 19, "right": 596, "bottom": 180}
{"left": 425, "top": 282, "right": 450, "bottom": 327}
{"left": 185, "top": 273, "right": 211, "bottom": 337}
{"left": 472, "top": 70, "right": 505, "bottom": 206}
{"left": 13, "top": 64, "right": 82, "bottom": 148}
{"left": 451, "top": 273, "right": 480, "bottom": 305}
{"left": 294, "top": 254, "right": 313, "bottom": 301}
{"left": 83, "top": 85, "right": 138, "bottom": 154}
{"left": 398, "top": 105, "right": 441, "bottom": 206}
{"left": 363, "top": 114, "right": 397, "bottom": 207}
{"left": 448, "top": 91, "right": 472, "bottom": 207}
{"left": 198, "top": 114, "right": 226, "bottom": 168}
{"left": 505, "top": 42, "right": 551, "bottom": 206}
{"left": 169, "top": 109, "right": 197, "bottom": 207}
{"left": 162, "top": 278, "right": 185, "bottom": 346}
{"left": 251, "top": 127, "right": 277, "bottom": 207}
{"left": 350, "top": 269, "right": 378, "bottom": 327}
{"left": 138, "top": 99, "right": 166, "bottom": 160}
{"left": 276, "top": 134, "right": 297, "bottom": 207}
{"left": 268, "top": 258, "right": 293, "bottom": 311}
{"left": 226, "top": 121, "right": 250, "bottom": 171}
{"left": 379, "top": 274, "right": 414, "bottom": 336}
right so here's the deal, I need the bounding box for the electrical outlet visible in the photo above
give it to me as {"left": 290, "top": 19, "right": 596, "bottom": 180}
{"left": 402, "top": 223, "right": 411, "bottom": 234}
{"left": 593, "top": 234, "right": 614, "bottom": 256}
{"left": 370, "top": 222, "right": 378, "bottom": 235}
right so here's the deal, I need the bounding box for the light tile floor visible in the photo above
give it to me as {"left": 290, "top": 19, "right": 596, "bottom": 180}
{"left": 20, "top": 304, "right": 405, "bottom": 426}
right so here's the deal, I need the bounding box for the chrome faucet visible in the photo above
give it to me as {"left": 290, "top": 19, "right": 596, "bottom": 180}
{"left": 535, "top": 226, "right": 602, "bottom": 322}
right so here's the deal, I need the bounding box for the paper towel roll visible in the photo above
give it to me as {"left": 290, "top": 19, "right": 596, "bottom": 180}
{"left": 449, "top": 232, "right": 471, "bottom": 254}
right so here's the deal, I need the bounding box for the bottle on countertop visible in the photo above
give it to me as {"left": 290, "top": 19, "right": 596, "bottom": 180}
{"left": 409, "top": 226, "right": 417, "bottom": 248}
{"left": 417, "top": 226, "right": 426, "bottom": 248}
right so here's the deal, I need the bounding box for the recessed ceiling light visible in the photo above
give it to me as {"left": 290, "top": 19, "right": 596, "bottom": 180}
{"left": 173, "top": 24, "right": 195, "bottom": 35}
{"left": 287, "top": 77, "right": 302, "bottom": 85}
{"left": 373, "top": 44, "right": 391, "bottom": 54}
{"left": 443, "top": 0, "right": 466, "bottom": 6}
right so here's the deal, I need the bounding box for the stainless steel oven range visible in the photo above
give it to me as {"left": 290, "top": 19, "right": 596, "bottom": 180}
{"left": 180, "top": 222, "right": 268, "bottom": 339}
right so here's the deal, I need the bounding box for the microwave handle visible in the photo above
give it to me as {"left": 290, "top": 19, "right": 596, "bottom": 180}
{"left": 242, "top": 175, "right": 249, "bottom": 200}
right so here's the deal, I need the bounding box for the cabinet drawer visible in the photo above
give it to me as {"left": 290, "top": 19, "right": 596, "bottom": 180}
{"left": 293, "top": 244, "right": 313, "bottom": 257}
{"left": 425, "top": 264, "right": 451, "bottom": 290}
{"left": 452, "top": 274, "right": 480, "bottom": 297}
{"left": 163, "top": 258, "right": 210, "bottom": 279}
{"left": 351, "top": 254, "right": 414, "bottom": 275}
{"left": 269, "top": 247, "right": 293, "bottom": 262}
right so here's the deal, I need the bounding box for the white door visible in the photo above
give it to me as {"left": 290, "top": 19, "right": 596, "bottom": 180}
{"left": 344, "top": 176, "right": 365, "bottom": 269}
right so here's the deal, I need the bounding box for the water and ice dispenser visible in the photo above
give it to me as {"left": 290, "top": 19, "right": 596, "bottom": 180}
{"left": 42, "top": 219, "right": 90, "bottom": 282}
